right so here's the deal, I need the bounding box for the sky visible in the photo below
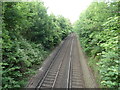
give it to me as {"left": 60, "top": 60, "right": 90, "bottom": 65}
{"left": 42, "top": 0, "right": 93, "bottom": 23}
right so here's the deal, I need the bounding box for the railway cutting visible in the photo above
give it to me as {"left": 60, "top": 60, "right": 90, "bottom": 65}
{"left": 27, "top": 33, "right": 98, "bottom": 88}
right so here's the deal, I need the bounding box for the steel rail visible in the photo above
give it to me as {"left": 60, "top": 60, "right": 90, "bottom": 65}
{"left": 36, "top": 35, "right": 72, "bottom": 89}
{"left": 70, "top": 36, "right": 85, "bottom": 88}
{"left": 36, "top": 37, "right": 68, "bottom": 89}
{"left": 52, "top": 37, "right": 72, "bottom": 88}
{"left": 67, "top": 34, "right": 74, "bottom": 89}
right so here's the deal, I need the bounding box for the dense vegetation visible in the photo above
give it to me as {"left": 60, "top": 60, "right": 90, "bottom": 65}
{"left": 74, "top": 1, "right": 119, "bottom": 88}
{"left": 1, "top": 1, "right": 72, "bottom": 89}
{"left": 1, "top": 0, "right": 119, "bottom": 89}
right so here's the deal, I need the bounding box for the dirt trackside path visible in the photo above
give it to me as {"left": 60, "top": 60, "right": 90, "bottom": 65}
{"left": 77, "top": 35, "right": 98, "bottom": 88}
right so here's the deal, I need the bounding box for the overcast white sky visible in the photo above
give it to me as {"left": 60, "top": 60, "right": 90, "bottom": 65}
{"left": 42, "top": 0, "right": 93, "bottom": 23}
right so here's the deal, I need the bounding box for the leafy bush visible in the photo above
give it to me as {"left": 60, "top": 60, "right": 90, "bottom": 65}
{"left": 2, "top": 1, "right": 72, "bottom": 89}
{"left": 2, "top": 28, "right": 48, "bottom": 88}
{"left": 96, "top": 16, "right": 119, "bottom": 88}
{"left": 74, "top": 1, "right": 119, "bottom": 88}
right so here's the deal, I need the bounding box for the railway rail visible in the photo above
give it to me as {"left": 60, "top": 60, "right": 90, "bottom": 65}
{"left": 35, "top": 34, "right": 85, "bottom": 89}
{"left": 27, "top": 33, "right": 98, "bottom": 89}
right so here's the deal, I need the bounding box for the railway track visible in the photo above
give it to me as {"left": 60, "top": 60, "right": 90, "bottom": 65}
{"left": 70, "top": 35, "right": 85, "bottom": 88}
{"left": 27, "top": 33, "right": 98, "bottom": 89}
{"left": 25, "top": 33, "right": 86, "bottom": 89}
{"left": 36, "top": 34, "right": 72, "bottom": 88}
{"left": 34, "top": 34, "right": 85, "bottom": 89}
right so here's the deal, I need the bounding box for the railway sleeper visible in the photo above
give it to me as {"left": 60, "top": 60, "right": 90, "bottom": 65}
{"left": 43, "top": 80, "right": 53, "bottom": 84}
{"left": 41, "top": 83, "right": 52, "bottom": 88}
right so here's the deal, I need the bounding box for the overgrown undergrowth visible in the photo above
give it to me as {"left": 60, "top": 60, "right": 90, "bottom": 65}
{"left": 74, "top": 1, "right": 119, "bottom": 88}
{"left": 1, "top": 1, "right": 72, "bottom": 89}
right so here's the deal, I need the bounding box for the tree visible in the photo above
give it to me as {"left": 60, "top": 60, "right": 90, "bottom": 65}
{"left": 74, "top": 1, "right": 119, "bottom": 88}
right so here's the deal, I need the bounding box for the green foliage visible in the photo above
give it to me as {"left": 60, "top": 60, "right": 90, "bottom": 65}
{"left": 96, "top": 16, "right": 119, "bottom": 88}
{"left": 74, "top": 1, "right": 119, "bottom": 88}
{"left": 2, "top": 1, "right": 72, "bottom": 89}
{"left": 2, "top": 28, "right": 48, "bottom": 88}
